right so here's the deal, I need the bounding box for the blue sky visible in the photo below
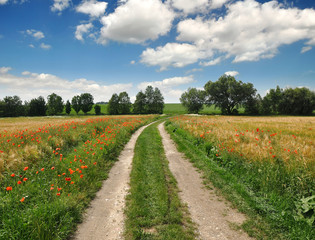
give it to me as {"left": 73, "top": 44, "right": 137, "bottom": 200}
{"left": 0, "top": 0, "right": 314, "bottom": 103}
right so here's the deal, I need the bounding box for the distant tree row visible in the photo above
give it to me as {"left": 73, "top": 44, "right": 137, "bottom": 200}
{"left": 180, "top": 74, "right": 315, "bottom": 116}
{"left": 107, "top": 86, "right": 164, "bottom": 115}
{"left": 0, "top": 93, "right": 97, "bottom": 117}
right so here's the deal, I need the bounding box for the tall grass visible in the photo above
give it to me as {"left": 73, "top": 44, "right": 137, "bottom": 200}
{"left": 0, "top": 115, "right": 156, "bottom": 240}
{"left": 166, "top": 116, "right": 315, "bottom": 239}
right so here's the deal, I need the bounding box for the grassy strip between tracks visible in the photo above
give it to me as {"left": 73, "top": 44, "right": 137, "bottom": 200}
{"left": 164, "top": 120, "right": 314, "bottom": 240}
{"left": 124, "top": 122, "right": 196, "bottom": 240}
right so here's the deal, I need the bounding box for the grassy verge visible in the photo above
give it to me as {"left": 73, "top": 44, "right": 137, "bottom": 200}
{"left": 165, "top": 121, "right": 314, "bottom": 240}
{"left": 124, "top": 122, "right": 196, "bottom": 240}
{"left": 0, "top": 116, "right": 157, "bottom": 240}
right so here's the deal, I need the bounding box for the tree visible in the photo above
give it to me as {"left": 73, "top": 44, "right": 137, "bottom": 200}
{"left": 65, "top": 100, "right": 71, "bottom": 115}
{"left": 71, "top": 95, "right": 82, "bottom": 115}
{"left": 3, "top": 95, "right": 24, "bottom": 117}
{"left": 29, "top": 96, "right": 46, "bottom": 116}
{"left": 180, "top": 88, "right": 205, "bottom": 114}
{"left": 152, "top": 87, "right": 164, "bottom": 114}
{"left": 133, "top": 91, "right": 146, "bottom": 114}
{"left": 108, "top": 93, "right": 120, "bottom": 115}
{"left": 80, "top": 93, "right": 94, "bottom": 114}
{"left": 262, "top": 86, "right": 283, "bottom": 114}
{"left": 204, "top": 75, "right": 257, "bottom": 115}
{"left": 94, "top": 104, "right": 101, "bottom": 115}
{"left": 118, "top": 92, "right": 131, "bottom": 114}
{"left": 47, "top": 93, "right": 64, "bottom": 115}
{"left": 0, "top": 100, "right": 5, "bottom": 117}
{"left": 145, "top": 86, "right": 155, "bottom": 114}
{"left": 278, "top": 87, "right": 315, "bottom": 115}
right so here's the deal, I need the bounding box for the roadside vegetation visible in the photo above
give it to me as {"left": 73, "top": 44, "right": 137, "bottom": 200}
{"left": 0, "top": 115, "right": 156, "bottom": 239}
{"left": 124, "top": 122, "right": 196, "bottom": 240}
{"left": 165, "top": 115, "right": 314, "bottom": 239}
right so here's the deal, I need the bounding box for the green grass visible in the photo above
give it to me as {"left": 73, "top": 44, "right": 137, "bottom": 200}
{"left": 164, "top": 120, "right": 315, "bottom": 240}
{"left": 0, "top": 116, "right": 156, "bottom": 240}
{"left": 124, "top": 122, "right": 196, "bottom": 240}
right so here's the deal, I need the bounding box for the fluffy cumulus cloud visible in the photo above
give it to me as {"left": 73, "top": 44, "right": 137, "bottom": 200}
{"left": 224, "top": 71, "right": 239, "bottom": 77}
{"left": 141, "top": 43, "right": 212, "bottom": 71}
{"left": 75, "top": 23, "right": 93, "bottom": 41}
{"left": 167, "top": 0, "right": 229, "bottom": 14}
{"left": 137, "top": 75, "right": 194, "bottom": 102}
{"left": 40, "top": 43, "right": 51, "bottom": 50}
{"left": 0, "top": 68, "right": 132, "bottom": 102}
{"left": 76, "top": 0, "right": 108, "bottom": 18}
{"left": 51, "top": 0, "right": 71, "bottom": 13}
{"left": 141, "top": 0, "right": 315, "bottom": 70}
{"left": 26, "top": 29, "right": 45, "bottom": 40}
{"left": 98, "top": 0, "right": 175, "bottom": 44}
{"left": 0, "top": 0, "right": 9, "bottom": 5}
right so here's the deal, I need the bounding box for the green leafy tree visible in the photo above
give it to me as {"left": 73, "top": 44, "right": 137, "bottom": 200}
{"left": 65, "top": 100, "right": 71, "bottom": 115}
{"left": 118, "top": 91, "right": 131, "bottom": 114}
{"left": 145, "top": 85, "right": 155, "bottom": 114}
{"left": 204, "top": 75, "right": 257, "bottom": 115}
{"left": 262, "top": 86, "right": 283, "bottom": 114}
{"left": 29, "top": 96, "right": 47, "bottom": 116}
{"left": 152, "top": 87, "right": 164, "bottom": 114}
{"left": 80, "top": 93, "right": 94, "bottom": 114}
{"left": 108, "top": 93, "right": 120, "bottom": 115}
{"left": 180, "top": 88, "right": 205, "bottom": 114}
{"left": 4, "top": 95, "right": 24, "bottom": 117}
{"left": 71, "top": 95, "right": 82, "bottom": 115}
{"left": 133, "top": 91, "right": 146, "bottom": 114}
{"left": 0, "top": 100, "right": 5, "bottom": 117}
{"left": 94, "top": 104, "right": 101, "bottom": 115}
{"left": 278, "top": 87, "right": 315, "bottom": 115}
{"left": 47, "top": 93, "right": 64, "bottom": 116}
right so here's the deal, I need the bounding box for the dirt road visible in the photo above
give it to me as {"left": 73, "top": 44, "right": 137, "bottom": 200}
{"left": 73, "top": 124, "right": 151, "bottom": 240}
{"left": 158, "top": 122, "right": 252, "bottom": 240}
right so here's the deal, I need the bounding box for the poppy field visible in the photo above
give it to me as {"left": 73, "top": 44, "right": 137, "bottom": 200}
{"left": 0, "top": 115, "right": 156, "bottom": 239}
{"left": 166, "top": 115, "right": 314, "bottom": 239}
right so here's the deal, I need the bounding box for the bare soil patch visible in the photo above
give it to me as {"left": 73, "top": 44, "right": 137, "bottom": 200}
{"left": 158, "top": 122, "right": 253, "bottom": 240}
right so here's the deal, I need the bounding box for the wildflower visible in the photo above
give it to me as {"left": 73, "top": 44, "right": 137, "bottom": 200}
{"left": 20, "top": 197, "right": 25, "bottom": 203}
{"left": 50, "top": 187, "right": 54, "bottom": 190}
{"left": 80, "top": 175, "right": 84, "bottom": 178}
{"left": 17, "top": 181, "right": 22, "bottom": 185}
{"left": 6, "top": 186, "right": 12, "bottom": 191}
{"left": 24, "top": 167, "right": 29, "bottom": 171}
{"left": 11, "top": 173, "right": 15, "bottom": 177}
{"left": 51, "top": 166, "right": 55, "bottom": 170}
{"left": 56, "top": 193, "right": 61, "bottom": 196}
{"left": 41, "top": 168, "right": 44, "bottom": 171}
{"left": 23, "top": 178, "right": 28, "bottom": 182}
{"left": 65, "top": 177, "right": 71, "bottom": 181}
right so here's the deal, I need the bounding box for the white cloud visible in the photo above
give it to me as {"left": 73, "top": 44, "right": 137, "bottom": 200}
{"left": 98, "top": 0, "right": 175, "bottom": 44}
{"left": 224, "top": 71, "right": 239, "bottom": 77}
{"left": 75, "top": 23, "right": 93, "bottom": 41}
{"left": 40, "top": 43, "right": 52, "bottom": 50}
{"left": 142, "top": 0, "right": 315, "bottom": 70}
{"left": 76, "top": 0, "right": 108, "bottom": 18}
{"left": 29, "top": 44, "right": 35, "bottom": 48}
{"left": 0, "top": 66, "right": 12, "bottom": 74}
{"left": 0, "top": 70, "right": 132, "bottom": 102}
{"left": 26, "top": 29, "right": 45, "bottom": 40}
{"left": 130, "top": 60, "right": 136, "bottom": 65}
{"left": 167, "top": 0, "right": 229, "bottom": 14}
{"left": 141, "top": 43, "right": 211, "bottom": 71}
{"left": 138, "top": 75, "right": 195, "bottom": 90}
{"left": 51, "top": 0, "right": 71, "bottom": 13}
{"left": 0, "top": 0, "right": 8, "bottom": 4}
{"left": 301, "top": 46, "right": 312, "bottom": 53}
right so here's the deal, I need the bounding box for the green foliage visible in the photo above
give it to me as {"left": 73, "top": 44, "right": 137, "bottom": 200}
{"left": 144, "top": 86, "right": 164, "bottom": 114}
{"left": 108, "top": 93, "right": 120, "bottom": 115}
{"left": 71, "top": 95, "right": 82, "bottom": 115}
{"left": 2, "top": 95, "right": 24, "bottom": 117}
{"left": 28, "top": 96, "right": 47, "bottom": 116}
{"left": 133, "top": 91, "right": 147, "bottom": 114}
{"left": 294, "top": 195, "right": 315, "bottom": 226}
{"left": 118, "top": 91, "right": 131, "bottom": 114}
{"left": 94, "top": 104, "right": 101, "bottom": 115}
{"left": 80, "top": 93, "right": 94, "bottom": 114}
{"left": 65, "top": 100, "right": 71, "bottom": 115}
{"left": 180, "top": 88, "right": 205, "bottom": 114}
{"left": 47, "top": 93, "right": 64, "bottom": 116}
{"left": 204, "top": 75, "right": 257, "bottom": 115}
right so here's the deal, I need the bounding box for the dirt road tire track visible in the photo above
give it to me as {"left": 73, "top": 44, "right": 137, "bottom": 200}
{"left": 73, "top": 123, "right": 153, "bottom": 240}
{"left": 158, "top": 122, "right": 253, "bottom": 240}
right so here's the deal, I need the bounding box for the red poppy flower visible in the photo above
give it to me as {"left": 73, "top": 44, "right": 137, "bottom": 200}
{"left": 6, "top": 186, "right": 12, "bottom": 191}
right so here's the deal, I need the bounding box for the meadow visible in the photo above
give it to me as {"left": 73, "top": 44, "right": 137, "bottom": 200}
{"left": 166, "top": 115, "right": 314, "bottom": 239}
{"left": 0, "top": 115, "right": 157, "bottom": 239}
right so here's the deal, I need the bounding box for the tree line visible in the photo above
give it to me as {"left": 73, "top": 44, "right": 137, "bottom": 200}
{"left": 0, "top": 85, "right": 164, "bottom": 118}
{"left": 180, "top": 74, "right": 315, "bottom": 115}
